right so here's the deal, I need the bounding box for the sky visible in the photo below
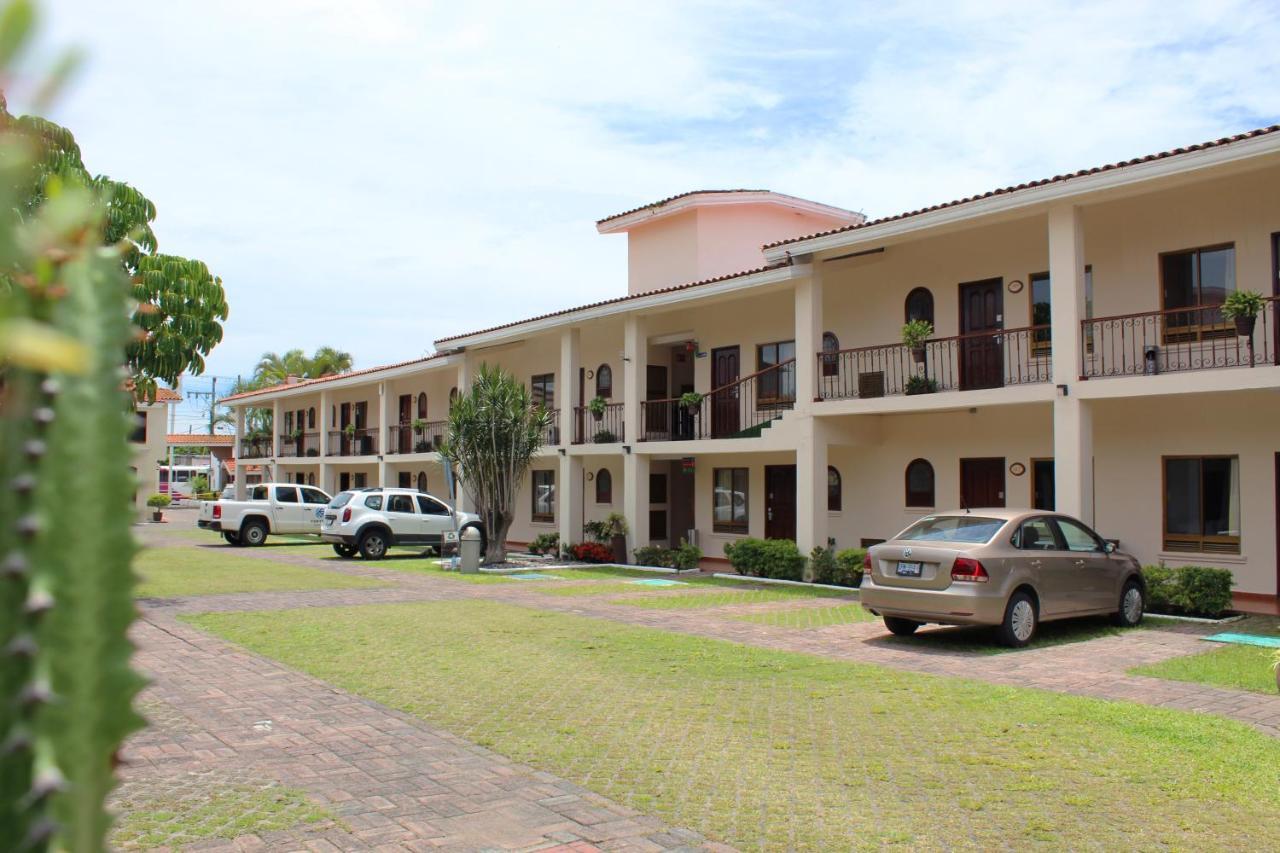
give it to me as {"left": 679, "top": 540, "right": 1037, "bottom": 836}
{"left": 27, "top": 0, "right": 1280, "bottom": 432}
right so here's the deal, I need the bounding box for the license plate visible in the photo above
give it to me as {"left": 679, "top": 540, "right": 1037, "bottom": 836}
{"left": 896, "top": 561, "right": 923, "bottom": 577}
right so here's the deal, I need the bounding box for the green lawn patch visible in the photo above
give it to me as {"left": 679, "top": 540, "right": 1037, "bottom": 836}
{"left": 733, "top": 603, "right": 876, "bottom": 628}
{"left": 612, "top": 584, "right": 853, "bottom": 609}
{"left": 1131, "top": 616, "right": 1280, "bottom": 695}
{"left": 134, "top": 547, "right": 383, "bottom": 598}
{"left": 187, "top": 600, "right": 1280, "bottom": 850}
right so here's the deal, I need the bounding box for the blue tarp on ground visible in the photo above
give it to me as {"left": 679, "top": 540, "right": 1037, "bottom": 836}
{"left": 1202, "top": 632, "right": 1280, "bottom": 649}
{"left": 627, "top": 578, "right": 686, "bottom": 587}
{"left": 509, "top": 572, "right": 560, "bottom": 581}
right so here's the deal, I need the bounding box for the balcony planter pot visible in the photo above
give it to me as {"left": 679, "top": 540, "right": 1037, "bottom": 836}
{"left": 910, "top": 346, "right": 926, "bottom": 364}
{"left": 1233, "top": 315, "right": 1256, "bottom": 338}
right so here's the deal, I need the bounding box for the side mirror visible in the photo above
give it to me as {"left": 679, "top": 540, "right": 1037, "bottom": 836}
{"left": 1104, "top": 541, "right": 1117, "bottom": 554}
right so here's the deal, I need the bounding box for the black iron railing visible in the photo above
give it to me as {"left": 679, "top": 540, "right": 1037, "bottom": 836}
{"left": 573, "top": 402, "right": 625, "bottom": 444}
{"left": 239, "top": 437, "right": 273, "bottom": 459}
{"left": 327, "top": 428, "right": 378, "bottom": 456}
{"left": 386, "top": 421, "right": 448, "bottom": 454}
{"left": 639, "top": 358, "right": 795, "bottom": 441}
{"left": 1081, "top": 298, "right": 1277, "bottom": 378}
{"left": 817, "top": 326, "right": 1049, "bottom": 400}
{"left": 541, "top": 409, "right": 561, "bottom": 446}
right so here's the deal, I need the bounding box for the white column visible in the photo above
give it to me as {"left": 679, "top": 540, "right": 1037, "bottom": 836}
{"left": 377, "top": 381, "right": 390, "bottom": 487}
{"left": 271, "top": 400, "right": 281, "bottom": 459}
{"left": 1054, "top": 397, "right": 1094, "bottom": 525}
{"left": 1048, "top": 205, "right": 1086, "bottom": 386}
{"left": 319, "top": 390, "right": 330, "bottom": 457}
{"left": 794, "top": 266, "right": 824, "bottom": 409}
{"left": 795, "top": 415, "right": 829, "bottom": 557}
{"left": 623, "top": 452, "right": 650, "bottom": 557}
{"left": 622, "top": 314, "right": 645, "bottom": 445}
{"left": 233, "top": 407, "right": 246, "bottom": 500}
{"left": 559, "top": 327, "right": 579, "bottom": 446}
{"left": 558, "top": 453, "right": 583, "bottom": 548}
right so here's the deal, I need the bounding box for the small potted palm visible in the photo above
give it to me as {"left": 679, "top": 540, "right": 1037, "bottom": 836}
{"left": 1221, "top": 290, "right": 1266, "bottom": 338}
{"left": 902, "top": 319, "right": 934, "bottom": 364}
{"left": 587, "top": 396, "right": 608, "bottom": 422}
{"left": 147, "top": 493, "right": 171, "bottom": 522}
{"left": 604, "top": 512, "right": 629, "bottom": 563}
{"left": 680, "top": 391, "right": 703, "bottom": 417}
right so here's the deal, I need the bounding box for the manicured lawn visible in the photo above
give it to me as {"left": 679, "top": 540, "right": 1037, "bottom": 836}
{"left": 612, "top": 584, "right": 854, "bottom": 609}
{"left": 134, "top": 547, "right": 384, "bottom": 598}
{"left": 188, "top": 600, "right": 1280, "bottom": 850}
{"left": 733, "top": 603, "right": 876, "bottom": 628}
{"left": 111, "top": 778, "right": 336, "bottom": 849}
{"left": 1131, "top": 617, "right": 1280, "bottom": 695}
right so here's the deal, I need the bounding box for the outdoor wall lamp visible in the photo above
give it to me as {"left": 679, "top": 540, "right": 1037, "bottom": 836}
{"left": 623, "top": 445, "right": 631, "bottom": 454}
{"left": 558, "top": 448, "right": 566, "bottom": 456}
{"left": 1057, "top": 384, "right": 1069, "bottom": 396}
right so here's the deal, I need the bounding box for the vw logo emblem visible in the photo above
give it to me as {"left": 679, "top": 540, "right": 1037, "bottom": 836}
{"left": 903, "top": 547, "right": 913, "bottom": 558}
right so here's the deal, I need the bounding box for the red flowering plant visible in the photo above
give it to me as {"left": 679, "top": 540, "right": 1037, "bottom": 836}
{"left": 570, "top": 541, "right": 614, "bottom": 563}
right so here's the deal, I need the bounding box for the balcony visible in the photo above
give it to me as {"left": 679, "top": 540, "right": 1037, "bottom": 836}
{"left": 277, "top": 431, "right": 320, "bottom": 458}
{"left": 239, "top": 437, "right": 273, "bottom": 459}
{"left": 1081, "top": 299, "right": 1277, "bottom": 378}
{"left": 573, "top": 401, "right": 625, "bottom": 444}
{"left": 640, "top": 359, "right": 795, "bottom": 441}
{"left": 817, "top": 326, "right": 1049, "bottom": 401}
{"left": 326, "top": 428, "right": 379, "bottom": 456}
{"left": 542, "top": 409, "right": 561, "bottom": 446}
{"left": 386, "top": 421, "right": 448, "bottom": 455}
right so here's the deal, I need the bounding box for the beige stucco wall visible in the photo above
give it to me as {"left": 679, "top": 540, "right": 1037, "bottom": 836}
{"left": 130, "top": 402, "right": 170, "bottom": 516}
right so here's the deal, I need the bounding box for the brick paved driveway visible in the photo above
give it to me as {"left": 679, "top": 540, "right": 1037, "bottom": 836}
{"left": 123, "top": 521, "right": 1280, "bottom": 849}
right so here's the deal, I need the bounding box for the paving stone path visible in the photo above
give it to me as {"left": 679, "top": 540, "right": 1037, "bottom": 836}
{"left": 124, "top": 526, "right": 1280, "bottom": 850}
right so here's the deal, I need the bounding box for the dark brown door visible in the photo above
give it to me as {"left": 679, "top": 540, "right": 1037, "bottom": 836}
{"left": 765, "top": 465, "right": 797, "bottom": 540}
{"left": 398, "top": 395, "right": 412, "bottom": 453}
{"left": 960, "top": 457, "right": 1005, "bottom": 508}
{"left": 645, "top": 365, "right": 668, "bottom": 438}
{"left": 339, "top": 403, "right": 351, "bottom": 455}
{"left": 710, "top": 346, "right": 740, "bottom": 438}
{"left": 959, "top": 278, "right": 1004, "bottom": 390}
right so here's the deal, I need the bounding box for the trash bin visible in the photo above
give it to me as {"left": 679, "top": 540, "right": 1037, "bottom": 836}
{"left": 460, "top": 526, "right": 482, "bottom": 574}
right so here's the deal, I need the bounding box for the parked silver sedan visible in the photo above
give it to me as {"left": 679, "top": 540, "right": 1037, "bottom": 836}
{"left": 861, "top": 509, "right": 1146, "bottom": 647}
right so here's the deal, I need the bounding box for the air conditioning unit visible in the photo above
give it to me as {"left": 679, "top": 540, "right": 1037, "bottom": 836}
{"left": 685, "top": 528, "right": 699, "bottom": 547}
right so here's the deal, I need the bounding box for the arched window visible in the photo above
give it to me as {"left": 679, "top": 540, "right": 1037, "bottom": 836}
{"left": 905, "top": 287, "right": 934, "bottom": 325}
{"left": 596, "top": 364, "right": 613, "bottom": 399}
{"left": 821, "top": 332, "right": 840, "bottom": 378}
{"left": 827, "top": 466, "right": 842, "bottom": 512}
{"left": 416, "top": 471, "right": 427, "bottom": 492}
{"left": 307, "top": 407, "right": 316, "bottom": 429}
{"left": 595, "top": 468, "right": 613, "bottom": 504}
{"left": 417, "top": 392, "right": 428, "bottom": 419}
{"left": 905, "top": 459, "right": 935, "bottom": 508}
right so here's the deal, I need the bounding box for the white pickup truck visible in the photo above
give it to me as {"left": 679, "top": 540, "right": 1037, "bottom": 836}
{"left": 198, "top": 482, "right": 332, "bottom": 546}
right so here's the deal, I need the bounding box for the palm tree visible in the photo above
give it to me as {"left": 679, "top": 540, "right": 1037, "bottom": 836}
{"left": 439, "top": 364, "right": 550, "bottom": 564}
{"left": 253, "top": 347, "right": 353, "bottom": 385}
{"left": 310, "top": 346, "right": 353, "bottom": 376}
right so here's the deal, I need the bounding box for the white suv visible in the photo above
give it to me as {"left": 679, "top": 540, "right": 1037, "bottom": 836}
{"left": 322, "top": 488, "right": 485, "bottom": 560}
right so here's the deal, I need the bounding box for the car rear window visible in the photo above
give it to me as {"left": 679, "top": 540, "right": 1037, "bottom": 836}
{"left": 327, "top": 492, "right": 354, "bottom": 508}
{"left": 897, "top": 515, "right": 1006, "bottom": 544}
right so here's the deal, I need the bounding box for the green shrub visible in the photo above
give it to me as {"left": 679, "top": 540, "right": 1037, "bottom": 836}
{"left": 673, "top": 539, "right": 702, "bottom": 570}
{"left": 809, "top": 546, "right": 836, "bottom": 584}
{"left": 724, "top": 538, "right": 805, "bottom": 581}
{"left": 528, "top": 532, "right": 559, "bottom": 556}
{"left": 633, "top": 545, "right": 674, "bottom": 568}
{"left": 1141, "top": 564, "right": 1234, "bottom": 618}
{"left": 146, "top": 493, "right": 172, "bottom": 509}
{"left": 833, "top": 548, "right": 866, "bottom": 588}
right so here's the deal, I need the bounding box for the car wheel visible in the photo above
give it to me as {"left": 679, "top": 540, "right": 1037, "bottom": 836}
{"left": 883, "top": 616, "right": 920, "bottom": 636}
{"left": 359, "top": 530, "right": 388, "bottom": 560}
{"left": 460, "top": 524, "right": 487, "bottom": 557}
{"left": 241, "top": 521, "right": 268, "bottom": 547}
{"left": 1112, "top": 579, "right": 1145, "bottom": 628}
{"left": 222, "top": 531, "right": 242, "bottom": 546}
{"left": 332, "top": 543, "right": 357, "bottom": 559}
{"left": 998, "top": 591, "right": 1038, "bottom": 648}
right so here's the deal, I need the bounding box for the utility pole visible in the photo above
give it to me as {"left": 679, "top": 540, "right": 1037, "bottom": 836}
{"left": 185, "top": 375, "right": 226, "bottom": 435}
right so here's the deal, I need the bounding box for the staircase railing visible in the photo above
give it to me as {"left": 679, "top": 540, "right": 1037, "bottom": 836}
{"left": 639, "top": 358, "right": 795, "bottom": 441}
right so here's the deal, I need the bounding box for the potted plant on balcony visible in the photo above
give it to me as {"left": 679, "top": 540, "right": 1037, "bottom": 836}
{"left": 902, "top": 319, "right": 934, "bottom": 364}
{"left": 904, "top": 374, "right": 938, "bottom": 395}
{"left": 146, "top": 493, "right": 171, "bottom": 522}
{"left": 592, "top": 429, "right": 616, "bottom": 443}
{"left": 1221, "top": 290, "right": 1266, "bottom": 338}
{"left": 412, "top": 417, "right": 431, "bottom": 452}
{"left": 587, "top": 395, "right": 608, "bottom": 422}
{"left": 680, "top": 391, "right": 703, "bottom": 416}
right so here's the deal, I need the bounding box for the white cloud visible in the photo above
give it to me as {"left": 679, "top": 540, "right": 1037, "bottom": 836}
{"left": 33, "top": 0, "right": 1280, "bottom": 389}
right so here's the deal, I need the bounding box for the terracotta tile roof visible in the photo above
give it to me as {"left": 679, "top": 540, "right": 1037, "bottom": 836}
{"left": 434, "top": 260, "right": 792, "bottom": 344}
{"left": 596, "top": 189, "right": 772, "bottom": 225}
{"left": 219, "top": 353, "right": 450, "bottom": 404}
{"left": 224, "top": 459, "right": 262, "bottom": 475}
{"left": 167, "top": 434, "right": 234, "bottom": 446}
{"left": 764, "top": 124, "right": 1280, "bottom": 251}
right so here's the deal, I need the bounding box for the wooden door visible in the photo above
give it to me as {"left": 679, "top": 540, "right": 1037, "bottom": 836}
{"left": 339, "top": 403, "right": 351, "bottom": 455}
{"left": 764, "top": 465, "right": 797, "bottom": 541}
{"left": 645, "top": 365, "right": 668, "bottom": 438}
{"left": 960, "top": 457, "right": 1005, "bottom": 508}
{"left": 398, "top": 395, "right": 412, "bottom": 453}
{"left": 959, "top": 278, "right": 1004, "bottom": 390}
{"left": 710, "top": 346, "right": 740, "bottom": 438}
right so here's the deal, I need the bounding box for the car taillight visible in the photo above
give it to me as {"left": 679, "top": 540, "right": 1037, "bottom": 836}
{"left": 212, "top": 505, "right": 221, "bottom": 519}
{"left": 341, "top": 508, "right": 352, "bottom": 523}
{"left": 951, "top": 557, "right": 989, "bottom": 583}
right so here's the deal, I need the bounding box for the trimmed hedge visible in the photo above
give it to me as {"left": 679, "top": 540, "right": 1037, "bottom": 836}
{"left": 634, "top": 540, "right": 702, "bottom": 570}
{"left": 1141, "top": 564, "right": 1234, "bottom": 618}
{"left": 809, "top": 547, "right": 866, "bottom": 588}
{"left": 725, "top": 538, "right": 805, "bottom": 581}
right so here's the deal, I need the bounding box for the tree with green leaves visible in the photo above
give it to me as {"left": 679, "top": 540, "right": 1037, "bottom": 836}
{"left": 1, "top": 57, "right": 228, "bottom": 399}
{"left": 251, "top": 346, "right": 353, "bottom": 386}
{"left": 440, "top": 364, "right": 550, "bottom": 564}
{"left": 0, "top": 2, "right": 144, "bottom": 847}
